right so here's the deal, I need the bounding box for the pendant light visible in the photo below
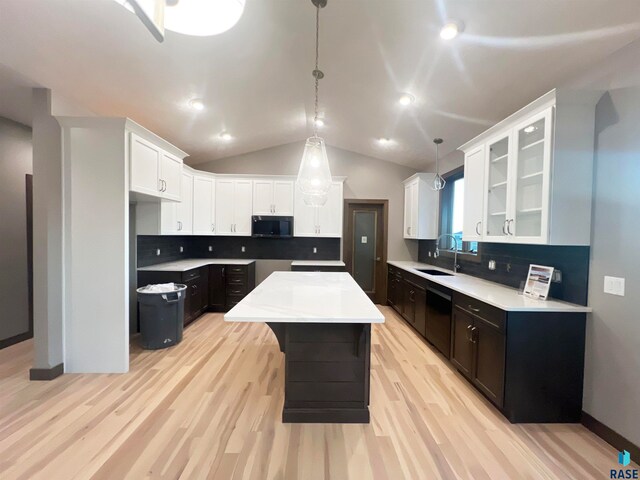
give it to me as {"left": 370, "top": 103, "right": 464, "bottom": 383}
{"left": 297, "top": 0, "right": 332, "bottom": 207}
{"left": 431, "top": 138, "right": 446, "bottom": 191}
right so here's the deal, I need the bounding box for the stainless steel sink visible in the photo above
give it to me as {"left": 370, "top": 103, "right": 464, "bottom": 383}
{"left": 417, "top": 269, "right": 453, "bottom": 276}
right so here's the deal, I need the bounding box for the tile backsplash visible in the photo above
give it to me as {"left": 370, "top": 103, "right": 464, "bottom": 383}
{"left": 418, "top": 241, "right": 590, "bottom": 305}
{"left": 137, "top": 235, "right": 341, "bottom": 268}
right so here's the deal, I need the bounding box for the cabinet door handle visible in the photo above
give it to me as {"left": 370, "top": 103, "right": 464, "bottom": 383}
{"left": 507, "top": 219, "right": 514, "bottom": 236}
{"left": 502, "top": 220, "right": 508, "bottom": 235}
{"left": 475, "top": 221, "right": 482, "bottom": 236}
{"left": 163, "top": 180, "right": 167, "bottom": 192}
{"left": 466, "top": 324, "right": 473, "bottom": 342}
{"left": 158, "top": 179, "right": 163, "bottom": 192}
{"left": 470, "top": 326, "right": 478, "bottom": 344}
{"left": 468, "top": 305, "right": 480, "bottom": 313}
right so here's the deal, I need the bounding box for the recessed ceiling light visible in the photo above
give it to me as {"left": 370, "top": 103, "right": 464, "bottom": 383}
{"left": 314, "top": 118, "right": 325, "bottom": 127}
{"left": 524, "top": 125, "right": 537, "bottom": 134}
{"left": 398, "top": 94, "right": 414, "bottom": 106}
{"left": 189, "top": 98, "right": 205, "bottom": 111}
{"left": 220, "top": 132, "right": 233, "bottom": 141}
{"left": 440, "top": 21, "right": 464, "bottom": 40}
{"left": 378, "top": 137, "right": 392, "bottom": 145}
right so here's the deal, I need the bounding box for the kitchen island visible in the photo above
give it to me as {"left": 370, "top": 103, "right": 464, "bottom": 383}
{"left": 225, "top": 271, "right": 384, "bottom": 423}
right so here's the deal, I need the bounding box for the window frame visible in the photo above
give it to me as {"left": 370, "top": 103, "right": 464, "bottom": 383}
{"left": 438, "top": 166, "right": 482, "bottom": 262}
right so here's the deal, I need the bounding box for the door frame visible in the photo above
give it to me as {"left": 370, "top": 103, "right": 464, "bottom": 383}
{"left": 343, "top": 199, "right": 389, "bottom": 304}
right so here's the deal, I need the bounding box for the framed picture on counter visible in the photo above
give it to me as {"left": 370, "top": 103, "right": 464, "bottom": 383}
{"left": 523, "top": 264, "right": 554, "bottom": 300}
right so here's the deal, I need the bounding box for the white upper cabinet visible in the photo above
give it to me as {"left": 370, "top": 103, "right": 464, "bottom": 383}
{"left": 160, "top": 151, "right": 183, "bottom": 202}
{"left": 175, "top": 172, "right": 193, "bottom": 234}
{"left": 192, "top": 174, "right": 215, "bottom": 235}
{"left": 294, "top": 181, "right": 343, "bottom": 237}
{"left": 462, "top": 145, "right": 485, "bottom": 242}
{"left": 403, "top": 174, "right": 439, "bottom": 240}
{"left": 253, "top": 179, "right": 294, "bottom": 215}
{"left": 459, "top": 89, "right": 599, "bottom": 245}
{"left": 130, "top": 132, "right": 183, "bottom": 201}
{"left": 215, "top": 178, "right": 253, "bottom": 236}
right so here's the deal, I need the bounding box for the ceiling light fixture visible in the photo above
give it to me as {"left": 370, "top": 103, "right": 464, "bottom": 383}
{"left": 399, "top": 93, "right": 414, "bottom": 106}
{"left": 164, "top": 0, "right": 246, "bottom": 36}
{"left": 314, "top": 118, "right": 325, "bottom": 128}
{"left": 297, "top": 0, "right": 333, "bottom": 208}
{"left": 220, "top": 132, "right": 232, "bottom": 141}
{"left": 378, "top": 137, "right": 392, "bottom": 145}
{"left": 440, "top": 21, "right": 464, "bottom": 40}
{"left": 189, "top": 98, "right": 205, "bottom": 111}
{"left": 431, "top": 138, "right": 446, "bottom": 191}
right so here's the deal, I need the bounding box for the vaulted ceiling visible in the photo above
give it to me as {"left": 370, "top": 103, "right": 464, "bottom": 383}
{"left": 1, "top": 0, "right": 639, "bottom": 168}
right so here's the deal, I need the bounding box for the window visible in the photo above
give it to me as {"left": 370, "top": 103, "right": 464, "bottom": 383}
{"left": 439, "top": 169, "right": 478, "bottom": 255}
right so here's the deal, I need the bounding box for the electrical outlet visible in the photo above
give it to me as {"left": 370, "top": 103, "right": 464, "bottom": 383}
{"left": 313, "top": 247, "right": 317, "bottom": 254}
{"left": 551, "top": 270, "right": 562, "bottom": 283}
{"left": 208, "top": 246, "right": 213, "bottom": 252}
{"left": 604, "top": 276, "right": 625, "bottom": 296}
{"left": 179, "top": 246, "right": 183, "bottom": 253}
{"left": 488, "top": 260, "right": 496, "bottom": 270}
{"left": 428, "top": 251, "right": 432, "bottom": 257}
{"left": 156, "top": 249, "right": 161, "bottom": 256}
{"left": 241, "top": 246, "right": 246, "bottom": 253}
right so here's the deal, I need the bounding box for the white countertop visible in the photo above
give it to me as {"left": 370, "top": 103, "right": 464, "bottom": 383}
{"left": 138, "top": 259, "right": 255, "bottom": 272}
{"left": 388, "top": 261, "right": 592, "bottom": 313}
{"left": 225, "top": 272, "right": 385, "bottom": 323}
{"left": 291, "top": 260, "right": 346, "bottom": 267}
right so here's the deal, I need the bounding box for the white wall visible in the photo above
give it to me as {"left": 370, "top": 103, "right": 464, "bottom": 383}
{"left": 60, "top": 118, "right": 129, "bottom": 373}
{"left": 0, "top": 117, "right": 32, "bottom": 342}
{"left": 31, "top": 88, "right": 64, "bottom": 369}
{"left": 563, "top": 38, "right": 640, "bottom": 447}
{"left": 193, "top": 142, "right": 419, "bottom": 262}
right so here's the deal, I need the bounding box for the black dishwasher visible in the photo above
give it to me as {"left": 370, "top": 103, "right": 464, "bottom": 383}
{"left": 425, "top": 283, "right": 453, "bottom": 358}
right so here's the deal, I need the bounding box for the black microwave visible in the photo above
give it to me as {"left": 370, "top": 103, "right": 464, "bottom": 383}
{"left": 251, "top": 216, "right": 294, "bottom": 238}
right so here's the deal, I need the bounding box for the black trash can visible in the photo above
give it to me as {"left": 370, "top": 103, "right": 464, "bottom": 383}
{"left": 137, "top": 284, "right": 187, "bottom": 350}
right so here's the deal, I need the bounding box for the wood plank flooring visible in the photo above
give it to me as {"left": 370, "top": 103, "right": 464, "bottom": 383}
{"left": 0, "top": 307, "right": 630, "bottom": 479}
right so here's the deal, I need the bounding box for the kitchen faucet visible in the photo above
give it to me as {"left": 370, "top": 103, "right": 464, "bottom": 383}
{"left": 434, "top": 233, "right": 460, "bottom": 274}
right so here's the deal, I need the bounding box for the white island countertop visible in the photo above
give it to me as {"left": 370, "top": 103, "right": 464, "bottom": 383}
{"left": 389, "top": 261, "right": 592, "bottom": 313}
{"left": 138, "top": 259, "right": 255, "bottom": 272}
{"left": 225, "top": 271, "right": 385, "bottom": 323}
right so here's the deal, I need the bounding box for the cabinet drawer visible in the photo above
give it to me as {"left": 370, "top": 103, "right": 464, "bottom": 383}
{"left": 226, "top": 274, "right": 246, "bottom": 286}
{"left": 182, "top": 268, "right": 201, "bottom": 282}
{"left": 453, "top": 292, "right": 506, "bottom": 333}
{"left": 226, "top": 285, "right": 247, "bottom": 296}
{"left": 226, "top": 266, "right": 247, "bottom": 275}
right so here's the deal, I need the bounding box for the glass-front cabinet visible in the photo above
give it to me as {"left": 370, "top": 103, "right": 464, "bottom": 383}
{"left": 484, "top": 134, "right": 512, "bottom": 242}
{"left": 511, "top": 108, "right": 553, "bottom": 243}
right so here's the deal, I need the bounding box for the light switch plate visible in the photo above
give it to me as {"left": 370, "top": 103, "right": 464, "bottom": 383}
{"left": 179, "top": 246, "right": 183, "bottom": 253}
{"left": 208, "top": 246, "right": 213, "bottom": 252}
{"left": 241, "top": 246, "right": 246, "bottom": 253}
{"left": 488, "top": 260, "right": 496, "bottom": 271}
{"left": 361, "top": 236, "right": 367, "bottom": 244}
{"left": 313, "top": 247, "right": 317, "bottom": 254}
{"left": 604, "top": 276, "right": 625, "bottom": 296}
{"left": 156, "top": 249, "right": 161, "bottom": 256}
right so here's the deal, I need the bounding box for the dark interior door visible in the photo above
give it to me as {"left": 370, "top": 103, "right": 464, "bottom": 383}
{"left": 344, "top": 201, "right": 388, "bottom": 304}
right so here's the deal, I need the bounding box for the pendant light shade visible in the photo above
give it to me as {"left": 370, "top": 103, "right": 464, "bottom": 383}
{"left": 431, "top": 137, "right": 446, "bottom": 191}
{"left": 298, "top": 136, "right": 332, "bottom": 206}
{"left": 296, "top": 0, "right": 332, "bottom": 207}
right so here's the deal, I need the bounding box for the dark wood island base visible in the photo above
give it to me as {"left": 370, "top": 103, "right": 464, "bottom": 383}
{"left": 267, "top": 322, "right": 371, "bottom": 424}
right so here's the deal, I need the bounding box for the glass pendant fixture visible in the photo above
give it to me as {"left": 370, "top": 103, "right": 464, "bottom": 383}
{"left": 431, "top": 138, "right": 446, "bottom": 191}
{"left": 297, "top": 0, "right": 332, "bottom": 207}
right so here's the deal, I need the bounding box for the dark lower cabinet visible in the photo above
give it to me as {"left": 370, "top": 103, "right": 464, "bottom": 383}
{"left": 450, "top": 307, "right": 474, "bottom": 379}
{"left": 452, "top": 301, "right": 506, "bottom": 408}
{"left": 387, "top": 263, "right": 588, "bottom": 424}
{"left": 402, "top": 280, "right": 426, "bottom": 337}
{"left": 208, "top": 265, "right": 226, "bottom": 311}
{"left": 138, "top": 261, "right": 256, "bottom": 327}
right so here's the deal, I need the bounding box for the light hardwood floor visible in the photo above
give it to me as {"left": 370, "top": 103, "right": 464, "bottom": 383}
{"left": 0, "top": 307, "right": 628, "bottom": 479}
